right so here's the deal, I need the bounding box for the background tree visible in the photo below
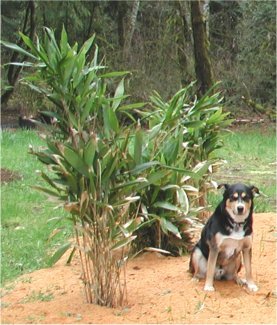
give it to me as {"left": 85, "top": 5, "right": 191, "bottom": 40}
{"left": 1, "top": 0, "right": 276, "bottom": 120}
{"left": 123, "top": 0, "right": 140, "bottom": 60}
{"left": 1, "top": 0, "right": 35, "bottom": 106}
{"left": 190, "top": 0, "right": 214, "bottom": 96}
{"left": 236, "top": 1, "right": 276, "bottom": 108}
{"left": 175, "top": 0, "right": 194, "bottom": 87}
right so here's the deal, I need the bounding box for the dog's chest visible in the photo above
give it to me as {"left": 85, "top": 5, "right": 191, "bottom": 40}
{"left": 215, "top": 226, "right": 252, "bottom": 260}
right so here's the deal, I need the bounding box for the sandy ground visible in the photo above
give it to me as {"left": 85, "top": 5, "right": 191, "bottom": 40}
{"left": 1, "top": 212, "right": 276, "bottom": 324}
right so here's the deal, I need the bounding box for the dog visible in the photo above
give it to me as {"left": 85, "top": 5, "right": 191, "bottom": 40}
{"left": 189, "top": 183, "right": 259, "bottom": 292}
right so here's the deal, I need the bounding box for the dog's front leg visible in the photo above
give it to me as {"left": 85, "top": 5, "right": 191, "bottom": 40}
{"left": 204, "top": 248, "right": 218, "bottom": 291}
{"left": 242, "top": 248, "right": 258, "bottom": 292}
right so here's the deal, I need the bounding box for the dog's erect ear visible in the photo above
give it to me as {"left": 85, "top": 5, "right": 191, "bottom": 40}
{"left": 217, "top": 183, "right": 229, "bottom": 191}
{"left": 250, "top": 185, "right": 260, "bottom": 195}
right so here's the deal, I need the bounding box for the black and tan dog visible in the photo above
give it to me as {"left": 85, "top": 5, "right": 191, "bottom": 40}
{"left": 189, "top": 183, "right": 259, "bottom": 292}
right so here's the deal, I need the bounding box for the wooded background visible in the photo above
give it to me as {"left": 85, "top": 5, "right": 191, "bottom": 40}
{"left": 1, "top": 0, "right": 276, "bottom": 119}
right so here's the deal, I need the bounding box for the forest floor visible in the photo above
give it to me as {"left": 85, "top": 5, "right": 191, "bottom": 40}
{"left": 1, "top": 212, "right": 276, "bottom": 324}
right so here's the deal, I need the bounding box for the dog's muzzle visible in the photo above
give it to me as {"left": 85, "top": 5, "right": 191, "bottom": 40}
{"left": 236, "top": 204, "right": 245, "bottom": 215}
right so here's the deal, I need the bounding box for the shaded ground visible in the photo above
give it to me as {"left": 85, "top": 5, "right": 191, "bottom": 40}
{"left": 1, "top": 107, "right": 21, "bottom": 129}
{"left": 1, "top": 212, "right": 276, "bottom": 324}
{"left": 0, "top": 168, "right": 22, "bottom": 184}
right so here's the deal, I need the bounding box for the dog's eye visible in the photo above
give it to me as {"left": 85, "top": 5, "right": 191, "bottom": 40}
{"left": 230, "top": 195, "right": 238, "bottom": 201}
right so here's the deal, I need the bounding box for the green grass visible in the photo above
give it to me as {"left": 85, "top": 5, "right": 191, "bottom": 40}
{"left": 1, "top": 130, "right": 72, "bottom": 285}
{"left": 1, "top": 127, "right": 276, "bottom": 285}
{"left": 208, "top": 126, "right": 276, "bottom": 212}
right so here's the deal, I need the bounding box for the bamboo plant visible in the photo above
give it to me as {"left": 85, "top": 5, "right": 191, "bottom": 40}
{"left": 2, "top": 27, "right": 147, "bottom": 307}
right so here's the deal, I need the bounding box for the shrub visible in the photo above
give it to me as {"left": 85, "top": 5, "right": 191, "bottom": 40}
{"left": 2, "top": 27, "right": 232, "bottom": 306}
{"left": 130, "top": 82, "right": 232, "bottom": 255}
{"left": 2, "top": 27, "right": 148, "bottom": 307}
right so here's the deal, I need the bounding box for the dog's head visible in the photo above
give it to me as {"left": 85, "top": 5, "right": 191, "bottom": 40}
{"left": 218, "top": 183, "right": 259, "bottom": 223}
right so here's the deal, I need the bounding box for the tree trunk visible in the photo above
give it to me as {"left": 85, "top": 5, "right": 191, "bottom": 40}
{"left": 190, "top": 0, "right": 214, "bottom": 96}
{"left": 1, "top": 0, "right": 36, "bottom": 107}
{"left": 117, "top": 2, "right": 127, "bottom": 48}
{"left": 123, "top": 0, "right": 140, "bottom": 61}
{"left": 82, "top": 2, "right": 98, "bottom": 43}
{"left": 203, "top": 0, "right": 210, "bottom": 39}
{"left": 176, "top": 0, "right": 193, "bottom": 86}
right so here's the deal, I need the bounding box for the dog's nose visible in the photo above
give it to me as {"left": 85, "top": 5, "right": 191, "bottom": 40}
{"left": 237, "top": 206, "right": 244, "bottom": 214}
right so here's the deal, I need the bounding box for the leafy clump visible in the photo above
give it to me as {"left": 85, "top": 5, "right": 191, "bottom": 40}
{"left": 2, "top": 27, "right": 232, "bottom": 306}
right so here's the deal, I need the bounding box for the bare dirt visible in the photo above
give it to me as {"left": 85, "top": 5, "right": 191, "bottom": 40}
{"left": 0, "top": 168, "right": 22, "bottom": 184}
{"left": 1, "top": 212, "right": 276, "bottom": 324}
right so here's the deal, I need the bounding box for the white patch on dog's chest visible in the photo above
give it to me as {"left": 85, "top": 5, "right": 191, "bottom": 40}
{"left": 228, "top": 226, "right": 245, "bottom": 240}
{"left": 215, "top": 227, "right": 252, "bottom": 257}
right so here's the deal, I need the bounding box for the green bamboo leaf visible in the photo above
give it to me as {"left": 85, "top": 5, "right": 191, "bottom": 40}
{"left": 130, "top": 161, "right": 160, "bottom": 174}
{"left": 183, "top": 120, "right": 205, "bottom": 128}
{"left": 161, "top": 165, "right": 200, "bottom": 180}
{"left": 79, "top": 34, "right": 95, "bottom": 56}
{"left": 108, "top": 107, "right": 119, "bottom": 133}
{"left": 182, "top": 185, "right": 199, "bottom": 192}
{"left": 73, "top": 52, "right": 86, "bottom": 87}
{"left": 40, "top": 110, "right": 60, "bottom": 121}
{"left": 44, "top": 27, "right": 61, "bottom": 57}
{"left": 81, "top": 98, "right": 95, "bottom": 123}
{"left": 5, "top": 61, "right": 45, "bottom": 68}
{"left": 102, "top": 105, "right": 111, "bottom": 137}
{"left": 102, "top": 154, "right": 118, "bottom": 183}
{"left": 48, "top": 242, "right": 72, "bottom": 266}
{"left": 111, "top": 236, "right": 136, "bottom": 251}
{"left": 177, "top": 188, "right": 189, "bottom": 214}
{"left": 160, "top": 218, "right": 181, "bottom": 238}
{"left": 147, "top": 169, "right": 170, "bottom": 185}
{"left": 134, "top": 128, "right": 143, "bottom": 165}
{"left": 153, "top": 201, "right": 180, "bottom": 211}
{"left": 1, "top": 39, "right": 37, "bottom": 59}
{"left": 63, "top": 146, "right": 89, "bottom": 177}
{"left": 118, "top": 102, "right": 146, "bottom": 111}
{"left": 123, "top": 217, "right": 144, "bottom": 234}
{"left": 60, "top": 25, "right": 68, "bottom": 56}
{"left": 68, "top": 111, "right": 79, "bottom": 129}
{"left": 192, "top": 161, "right": 211, "bottom": 178}
{"left": 161, "top": 137, "right": 179, "bottom": 163}
{"left": 65, "top": 173, "right": 78, "bottom": 193}
{"left": 31, "top": 151, "right": 55, "bottom": 165}
{"left": 113, "top": 177, "right": 148, "bottom": 191}
{"left": 112, "top": 78, "right": 125, "bottom": 111}
{"left": 84, "top": 138, "right": 96, "bottom": 166}
{"left": 40, "top": 172, "right": 63, "bottom": 192}
{"left": 59, "top": 50, "right": 76, "bottom": 86}
{"left": 19, "top": 32, "right": 41, "bottom": 56}
{"left": 102, "top": 104, "right": 119, "bottom": 135}
{"left": 161, "top": 184, "right": 180, "bottom": 191}
{"left": 149, "top": 91, "right": 165, "bottom": 109}
{"left": 148, "top": 123, "right": 162, "bottom": 141}
{"left": 32, "top": 185, "right": 61, "bottom": 197}
{"left": 100, "top": 71, "right": 130, "bottom": 78}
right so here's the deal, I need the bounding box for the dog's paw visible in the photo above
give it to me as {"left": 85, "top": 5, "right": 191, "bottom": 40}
{"left": 204, "top": 284, "right": 215, "bottom": 292}
{"left": 246, "top": 283, "right": 258, "bottom": 292}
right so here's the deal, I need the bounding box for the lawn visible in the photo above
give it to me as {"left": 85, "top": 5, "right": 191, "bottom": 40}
{"left": 1, "top": 126, "right": 276, "bottom": 285}
{"left": 1, "top": 130, "right": 72, "bottom": 285}
{"left": 209, "top": 126, "right": 276, "bottom": 212}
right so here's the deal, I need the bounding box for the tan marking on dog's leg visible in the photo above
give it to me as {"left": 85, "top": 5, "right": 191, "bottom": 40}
{"left": 233, "top": 255, "right": 245, "bottom": 285}
{"left": 242, "top": 248, "right": 258, "bottom": 292}
{"left": 204, "top": 249, "right": 218, "bottom": 291}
